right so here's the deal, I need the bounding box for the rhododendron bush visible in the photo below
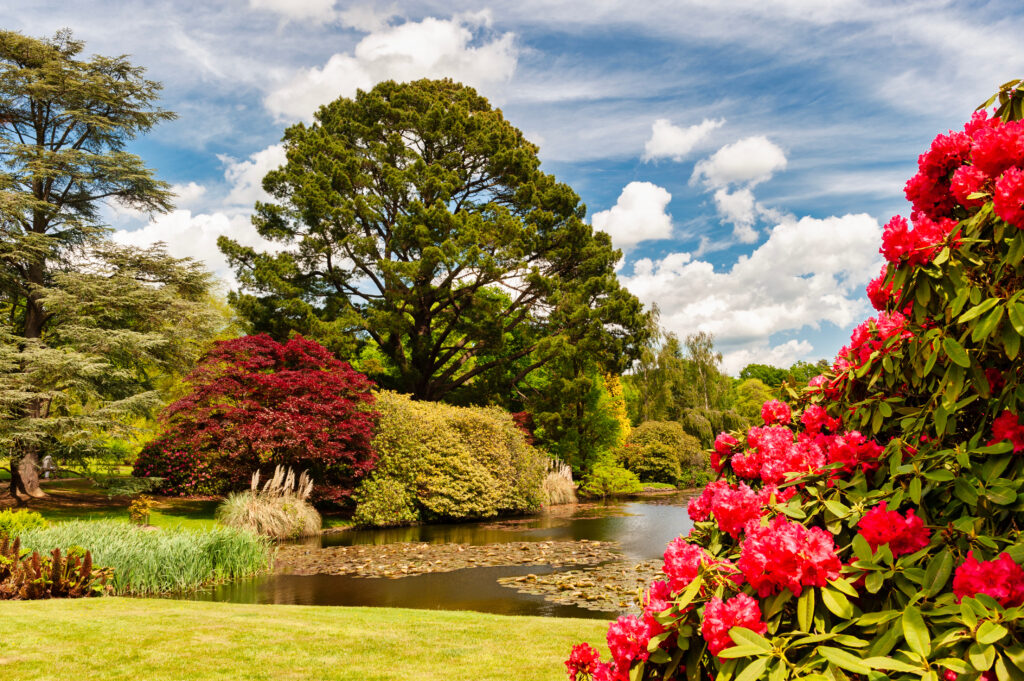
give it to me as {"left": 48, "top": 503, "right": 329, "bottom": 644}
{"left": 133, "top": 334, "right": 377, "bottom": 505}
{"left": 567, "top": 82, "right": 1024, "bottom": 681}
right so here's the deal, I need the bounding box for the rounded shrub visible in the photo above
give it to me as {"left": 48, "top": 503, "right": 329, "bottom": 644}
{"left": 353, "top": 391, "right": 546, "bottom": 525}
{"left": 0, "top": 509, "right": 47, "bottom": 538}
{"left": 622, "top": 421, "right": 706, "bottom": 487}
{"left": 566, "top": 93, "right": 1024, "bottom": 680}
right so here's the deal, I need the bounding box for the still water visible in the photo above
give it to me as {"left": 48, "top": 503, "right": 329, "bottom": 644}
{"left": 183, "top": 492, "right": 695, "bottom": 618}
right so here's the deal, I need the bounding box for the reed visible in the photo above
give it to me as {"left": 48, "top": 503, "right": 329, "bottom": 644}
{"left": 18, "top": 521, "right": 273, "bottom": 596}
{"left": 541, "top": 458, "right": 577, "bottom": 506}
{"left": 216, "top": 466, "right": 322, "bottom": 539}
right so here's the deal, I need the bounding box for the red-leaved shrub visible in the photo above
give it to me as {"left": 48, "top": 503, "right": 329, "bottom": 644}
{"left": 134, "top": 334, "right": 377, "bottom": 505}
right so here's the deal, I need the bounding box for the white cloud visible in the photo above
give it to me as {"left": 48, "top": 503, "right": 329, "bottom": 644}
{"left": 338, "top": 2, "right": 397, "bottom": 32}
{"left": 220, "top": 144, "right": 288, "bottom": 208}
{"left": 642, "top": 117, "right": 724, "bottom": 162}
{"left": 264, "top": 15, "right": 518, "bottom": 121}
{"left": 621, "top": 213, "right": 882, "bottom": 373}
{"left": 692, "top": 136, "right": 787, "bottom": 188}
{"left": 712, "top": 188, "right": 758, "bottom": 243}
{"left": 591, "top": 181, "right": 673, "bottom": 251}
{"left": 249, "top": 0, "right": 338, "bottom": 23}
{"left": 111, "top": 210, "right": 275, "bottom": 288}
{"left": 721, "top": 340, "right": 815, "bottom": 376}
{"left": 172, "top": 181, "right": 207, "bottom": 208}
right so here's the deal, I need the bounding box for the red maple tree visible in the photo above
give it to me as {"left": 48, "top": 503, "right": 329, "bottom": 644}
{"left": 134, "top": 334, "right": 378, "bottom": 505}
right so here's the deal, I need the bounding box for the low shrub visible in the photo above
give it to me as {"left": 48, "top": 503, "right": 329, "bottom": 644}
{"left": 0, "top": 509, "right": 47, "bottom": 537}
{"left": 352, "top": 476, "right": 419, "bottom": 527}
{"left": 353, "top": 391, "right": 546, "bottom": 525}
{"left": 18, "top": 521, "right": 272, "bottom": 595}
{"left": 541, "top": 459, "right": 577, "bottom": 506}
{"left": 578, "top": 460, "right": 642, "bottom": 498}
{"left": 620, "top": 421, "right": 707, "bottom": 487}
{"left": 216, "top": 467, "right": 322, "bottom": 539}
{"left": 0, "top": 535, "right": 112, "bottom": 600}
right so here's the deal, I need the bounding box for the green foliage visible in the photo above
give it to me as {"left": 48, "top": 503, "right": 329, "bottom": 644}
{"left": 679, "top": 408, "right": 714, "bottom": 447}
{"left": 354, "top": 391, "right": 547, "bottom": 525}
{"left": 0, "top": 535, "right": 111, "bottom": 600}
{"left": 578, "top": 460, "right": 642, "bottom": 498}
{"left": 0, "top": 30, "right": 189, "bottom": 497}
{"left": 352, "top": 476, "right": 420, "bottom": 527}
{"left": 620, "top": 421, "right": 705, "bottom": 487}
{"left": 729, "top": 377, "right": 777, "bottom": 421}
{"left": 0, "top": 509, "right": 47, "bottom": 537}
{"left": 18, "top": 521, "right": 272, "bottom": 595}
{"left": 220, "top": 78, "right": 647, "bottom": 403}
{"left": 531, "top": 367, "right": 622, "bottom": 472}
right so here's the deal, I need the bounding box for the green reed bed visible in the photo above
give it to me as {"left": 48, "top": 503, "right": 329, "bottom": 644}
{"left": 17, "top": 521, "right": 273, "bottom": 596}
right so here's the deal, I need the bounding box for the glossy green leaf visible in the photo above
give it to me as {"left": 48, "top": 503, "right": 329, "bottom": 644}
{"left": 902, "top": 606, "right": 930, "bottom": 659}
{"left": 943, "top": 336, "right": 970, "bottom": 367}
{"left": 818, "top": 647, "right": 871, "bottom": 675}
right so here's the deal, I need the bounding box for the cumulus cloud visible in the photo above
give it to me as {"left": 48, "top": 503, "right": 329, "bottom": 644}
{"left": 338, "top": 2, "right": 398, "bottom": 31}
{"left": 621, "top": 213, "right": 883, "bottom": 373}
{"left": 691, "top": 135, "right": 787, "bottom": 189}
{"left": 591, "top": 181, "right": 673, "bottom": 251}
{"left": 712, "top": 188, "right": 758, "bottom": 243}
{"left": 721, "top": 340, "right": 815, "bottom": 376}
{"left": 264, "top": 14, "right": 518, "bottom": 121}
{"left": 172, "top": 181, "right": 207, "bottom": 208}
{"left": 642, "top": 117, "right": 724, "bottom": 162}
{"left": 111, "top": 210, "right": 274, "bottom": 288}
{"left": 220, "top": 144, "right": 288, "bottom": 209}
{"left": 248, "top": 0, "right": 338, "bottom": 23}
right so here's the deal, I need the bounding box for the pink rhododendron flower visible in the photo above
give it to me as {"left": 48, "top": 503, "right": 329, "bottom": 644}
{"left": 972, "top": 119, "right": 1024, "bottom": 177}
{"left": 994, "top": 166, "right": 1024, "bottom": 229}
{"left": 950, "top": 164, "right": 989, "bottom": 208}
{"left": 760, "top": 399, "right": 792, "bottom": 426}
{"left": 606, "top": 615, "right": 650, "bottom": 669}
{"left": 712, "top": 433, "right": 739, "bottom": 473}
{"left": 801, "top": 405, "right": 840, "bottom": 436}
{"left": 737, "top": 516, "right": 842, "bottom": 597}
{"left": 641, "top": 579, "right": 676, "bottom": 635}
{"left": 566, "top": 643, "right": 602, "bottom": 681}
{"left": 700, "top": 593, "right": 767, "bottom": 657}
{"left": 988, "top": 411, "right": 1024, "bottom": 453}
{"left": 856, "top": 502, "right": 931, "bottom": 557}
{"left": 952, "top": 551, "right": 1024, "bottom": 607}
{"left": 661, "top": 536, "right": 740, "bottom": 592}
{"left": 824, "top": 431, "right": 884, "bottom": 478}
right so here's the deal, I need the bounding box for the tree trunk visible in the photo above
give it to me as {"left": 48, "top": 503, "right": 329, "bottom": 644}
{"left": 10, "top": 450, "right": 45, "bottom": 499}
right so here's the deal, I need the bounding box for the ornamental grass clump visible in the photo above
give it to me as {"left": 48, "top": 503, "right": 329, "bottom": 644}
{"left": 18, "top": 521, "right": 272, "bottom": 595}
{"left": 566, "top": 82, "right": 1024, "bottom": 681}
{"left": 541, "top": 458, "right": 577, "bottom": 506}
{"left": 216, "top": 466, "right": 322, "bottom": 539}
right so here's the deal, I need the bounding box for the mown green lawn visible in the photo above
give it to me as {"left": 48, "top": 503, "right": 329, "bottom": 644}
{"left": 0, "top": 599, "right": 608, "bottom": 681}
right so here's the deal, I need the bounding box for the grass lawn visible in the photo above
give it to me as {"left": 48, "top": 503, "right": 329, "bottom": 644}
{"left": 0, "top": 599, "right": 608, "bottom": 681}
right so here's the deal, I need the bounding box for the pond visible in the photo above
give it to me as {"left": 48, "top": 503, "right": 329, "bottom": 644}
{"left": 182, "top": 492, "right": 695, "bottom": 619}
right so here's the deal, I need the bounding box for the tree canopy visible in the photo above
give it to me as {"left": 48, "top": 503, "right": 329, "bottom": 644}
{"left": 220, "top": 78, "right": 648, "bottom": 402}
{"left": 0, "top": 30, "right": 199, "bottom": 499}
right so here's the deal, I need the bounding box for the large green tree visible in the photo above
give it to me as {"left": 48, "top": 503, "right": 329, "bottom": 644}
{"left": 0, "top": 30, "right": 199, "bottom": 499}
{"left": 220, "top": 78, "right": 648, "bottom": 403}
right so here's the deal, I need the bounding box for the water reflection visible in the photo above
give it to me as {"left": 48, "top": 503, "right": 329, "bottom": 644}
{"left": 179, "top": 492, "right": 695, "bottom": 618}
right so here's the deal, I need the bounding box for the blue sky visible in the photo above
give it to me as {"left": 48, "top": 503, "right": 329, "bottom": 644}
{"left": 9, "top": 0, "right": 1024, "bottom": 373}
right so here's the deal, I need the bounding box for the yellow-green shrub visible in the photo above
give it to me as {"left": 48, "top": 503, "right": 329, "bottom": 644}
{"left": 353, "top": 392, "right": 546, "bottom": 525}
{"left": 621, "top": 421, "right": 708, "bottom": 487}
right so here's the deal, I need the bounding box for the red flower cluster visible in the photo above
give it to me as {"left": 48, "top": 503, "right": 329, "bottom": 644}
{"left": 902, "top": 112, "right": 1024, "bottom": 229}
{"left": 662, "top": 537, "right": 739, "bottom": 593}
{"left": 712, "top": 433, "right": 740, "bottom": 473}
{"left": 865, "top": 264, "right": 903, "bottom": 312}
{"left": 822, "top": 431, "right": 884, "bottom": 478}
{"left": 606, "top": 615, "right": 650, "bottom": 670}
{"left": 700, "top": 593, "right": 767, "bottom": 657}
{"left": 834, "top": 312, "right": 913, "bottom": 375}
{"left": 995, "top": 166, "right": 1024, "bottom": 229}
{"left": 565, "top": 643, "right": 601, "bottom": 681}
{"left": 952, "top": 551, "right": 1024, "bottom": 607}
{"left": 856, "top": 502, "right": 931, "bottom": 557}
{"left": 737, "top": 516, "right": 842, "bottom": 597}
{"left": 880, "top": 214, "right": 958, "bottom": 267}
{"left": 687, "top": 480, "right": 790, "bottom": 537}
{"left": 800, "top": 405, "right": 840, "bottom": 436}
{"left": 760, "top": 400, "right": 791, "bottom": 426}
{"left": 733, "top": 425, "right": 823, "bottom": 484}
{"left": 641, "top": 579, "right": 676, "bottom": 635}
{"left": 988, "top": 411, "right": 1024, "bottom": 453}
